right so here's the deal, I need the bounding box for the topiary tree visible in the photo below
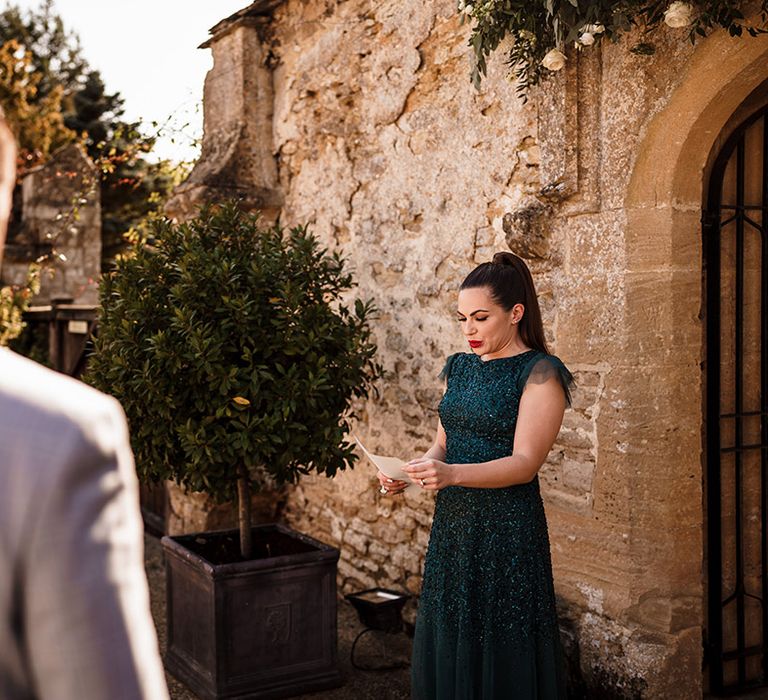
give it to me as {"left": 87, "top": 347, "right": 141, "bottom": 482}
{"left": 86, "top": 202, "right": 383, "bottom": 559}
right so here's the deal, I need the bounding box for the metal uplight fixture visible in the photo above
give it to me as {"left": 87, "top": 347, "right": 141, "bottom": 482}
{"left": 345, "top": 587, "right": 411, "bottom": 671}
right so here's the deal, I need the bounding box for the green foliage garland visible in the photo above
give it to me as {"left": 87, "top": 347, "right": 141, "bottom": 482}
{"left": 463, "top": 1, "right": 768, "bottom": 96}
{"left": 86, "top": 202, "right": 383, "bottom": 503}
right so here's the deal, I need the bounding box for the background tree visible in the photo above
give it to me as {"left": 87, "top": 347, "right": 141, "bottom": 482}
{"left": 0, "top": 0, "right": 179, "bottom": 267}
{"left": 0, "top": 0, "right": 86, "bottom": 101}
{"left": 63, "top": 70, "right": 120, "bottom": 150}
{"left": 0, "top": 39, "right": 74, "bottom": 173}
{"left": 63, "top": 70, "right": 178, "bottom": 261}
{"left": 0, "top": 1, "right": 184, "bottom": 344}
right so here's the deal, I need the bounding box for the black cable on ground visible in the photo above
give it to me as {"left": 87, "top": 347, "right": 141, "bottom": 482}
{"left": 350, "top": 628, "right": 411, "bottom": 672}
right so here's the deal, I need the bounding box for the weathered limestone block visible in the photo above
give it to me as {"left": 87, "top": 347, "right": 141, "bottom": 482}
{"left": 2, "top": 144, "right": 100, "bottom": 304}
{"left": 406, "top": 575, "right": 422, "bottom": 595}
{"left": 560, "top": 606, "right": 701, "bottom": 700}
{"left": 390, "top": 542, "right": 422, "bottom": 573}
{"left": 561, "top": 458, "right": 595, "bottom": 493}
{"left": 342, "top": 529, "right": 369, "bottom": 555}
{"left": 348, "top": 552, "right": 379, "bottom": 574}
{"left": 338, "top": 557, "right": 376, "bottom": 591}
{"left": 502, "top": 198, "right": 554, "bottom": 260}
{"left": 166, "top": 10, "right": 282, "bottom": 221}
{"left": 368, "top": 540, "right": 390, "bottom": 560}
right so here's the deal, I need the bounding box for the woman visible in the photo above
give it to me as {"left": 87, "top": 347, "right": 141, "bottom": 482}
{"left": 377, "top": 252, "right": 573, "bottom": 699}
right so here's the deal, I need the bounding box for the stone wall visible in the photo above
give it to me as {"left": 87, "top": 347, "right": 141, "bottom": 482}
{"left": 1, "top": 144, "right": 101, "bottom": 304}
{"left": 171, "top": 1, "right": 768, "bottom": 696}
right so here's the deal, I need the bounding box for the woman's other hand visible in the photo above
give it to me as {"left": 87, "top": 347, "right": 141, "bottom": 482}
{"left": 402, "top": 458, "right": 456, "bottom": 491}
{"left": 376, "top": 470, "right": 408, "bottom": 495}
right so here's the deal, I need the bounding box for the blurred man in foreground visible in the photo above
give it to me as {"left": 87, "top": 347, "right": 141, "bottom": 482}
{"left": 0, "top": 116, "right": 169, "bottom": 697}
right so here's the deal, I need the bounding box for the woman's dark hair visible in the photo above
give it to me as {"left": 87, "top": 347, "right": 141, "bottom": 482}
{"left": 460, "top": 251, "right": 549, "bottom": 354}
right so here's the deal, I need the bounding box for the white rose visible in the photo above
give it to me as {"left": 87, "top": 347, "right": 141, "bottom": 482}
{"left": 464, "top": 2, "right": 474, "bottom": 14}
{"left": 579, "top": 32, "right": 595, "bottom": 46}
{"left": 541, "top": 48, "right": 567, "bottom": 71}
{"left": 664, "top": 2, "right": 694, "bottom": 28}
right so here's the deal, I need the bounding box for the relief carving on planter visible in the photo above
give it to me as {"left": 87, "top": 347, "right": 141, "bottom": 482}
{"left": 265, "top": 602, "right": 292, "bottom": 644}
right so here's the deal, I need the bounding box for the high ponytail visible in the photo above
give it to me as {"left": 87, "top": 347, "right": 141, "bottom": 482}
{"left": 460, "top": 252, "right": 549, "bottom": 354}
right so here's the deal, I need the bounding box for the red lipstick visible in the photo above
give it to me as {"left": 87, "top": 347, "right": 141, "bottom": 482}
{"left": 468, "top": 340, "right": 483, "bottom": 348}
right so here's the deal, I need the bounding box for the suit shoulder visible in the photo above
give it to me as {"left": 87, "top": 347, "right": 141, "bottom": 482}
{"left": 0, "top": 349, "right": 122, "bottom": 427}
{"left": 0, "top": 351, "right": 132, "bottom": 544}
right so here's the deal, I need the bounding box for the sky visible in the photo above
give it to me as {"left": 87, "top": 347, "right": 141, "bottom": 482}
{"left": 9, "top": 0, "right": 251, "bottom": 162}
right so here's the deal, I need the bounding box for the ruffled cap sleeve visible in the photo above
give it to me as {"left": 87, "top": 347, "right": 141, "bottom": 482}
{"left": 439, "top": 352, "right": 461, "bottom": 383}
{"left": 517, "top": 353, "right": 576, "bottom": 408}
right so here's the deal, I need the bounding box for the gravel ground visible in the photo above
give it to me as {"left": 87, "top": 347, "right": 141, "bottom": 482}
{"left": 145, "top": 534, "right": 412, "bottom": 699}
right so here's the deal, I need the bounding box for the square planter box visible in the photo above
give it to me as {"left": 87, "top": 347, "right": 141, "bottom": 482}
{"left": 162, "top": 524, "right": 342, "bottom": 699}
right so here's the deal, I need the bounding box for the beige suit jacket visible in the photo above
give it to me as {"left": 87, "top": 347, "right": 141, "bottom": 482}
{"left": 0, "top": 348, "right": 169, "bottom": 699}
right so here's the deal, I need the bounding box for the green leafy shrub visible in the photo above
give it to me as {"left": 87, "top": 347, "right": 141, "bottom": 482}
{"left": 86, "top": 202, "right": 382, "bottom": 556}
{"left": 0, "top": 263, "right": 40, "bottom": 346}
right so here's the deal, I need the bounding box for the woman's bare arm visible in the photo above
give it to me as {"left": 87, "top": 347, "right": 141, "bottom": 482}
{"left": 423, "top": 419, "right": 447, "bottom": 461}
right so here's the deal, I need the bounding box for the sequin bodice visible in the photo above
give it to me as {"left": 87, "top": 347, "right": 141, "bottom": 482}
{"left": 440, "top": 349, "right": 540, "bottom": 464}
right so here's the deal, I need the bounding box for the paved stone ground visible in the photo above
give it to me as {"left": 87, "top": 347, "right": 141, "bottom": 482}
{"left": 145, "top": 534, "right": 412, "bottom": 699}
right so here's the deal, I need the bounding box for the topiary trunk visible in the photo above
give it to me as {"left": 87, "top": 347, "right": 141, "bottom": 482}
{"left": 237, "top": 466, "right": 252, "bottom": 560}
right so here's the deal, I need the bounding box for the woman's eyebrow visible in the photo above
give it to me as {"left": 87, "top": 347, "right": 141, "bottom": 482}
{"left": 457, "top": 309, "right": 490, "bottom": 317}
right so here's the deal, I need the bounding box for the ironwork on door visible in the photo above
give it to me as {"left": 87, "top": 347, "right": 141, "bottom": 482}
{"left": 704, "top": 103, "right": 768, "bottom": 694}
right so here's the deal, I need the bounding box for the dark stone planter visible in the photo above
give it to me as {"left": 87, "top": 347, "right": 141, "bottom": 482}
{"left": 161, "top": 524, "right": 342, "bottom": 699}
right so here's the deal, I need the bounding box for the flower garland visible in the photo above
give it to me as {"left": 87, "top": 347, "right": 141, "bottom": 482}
{"left": 460, "top": 1, "right": 768, "bottom": 98}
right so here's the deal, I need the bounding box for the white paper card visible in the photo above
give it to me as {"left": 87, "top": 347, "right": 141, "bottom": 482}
{"left": 353, "top": 435, "right": 420, "bottom": 495}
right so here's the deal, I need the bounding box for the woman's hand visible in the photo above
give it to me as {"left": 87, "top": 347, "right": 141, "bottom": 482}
{"left": 376, "top": 470, "right": 408, "bottom": 496}
{"left": 402, "top": 458, "right": 456, "bottom": 491}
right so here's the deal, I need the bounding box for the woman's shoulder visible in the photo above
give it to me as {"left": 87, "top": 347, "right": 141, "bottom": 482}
{"left": 518, "top": 351, "right": 576, "bottom": 406}
{"left": 525, "top": 350, "right": 571, "bottom": 371}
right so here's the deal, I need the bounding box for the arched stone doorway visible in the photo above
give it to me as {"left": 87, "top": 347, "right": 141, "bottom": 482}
{"left": 625, "top": 33, "right": 768, "bottom": 698}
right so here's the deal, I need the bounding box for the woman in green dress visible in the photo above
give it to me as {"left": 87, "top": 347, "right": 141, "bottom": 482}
{"left": 378, "top": 252, "right": 573, "bottom": 699}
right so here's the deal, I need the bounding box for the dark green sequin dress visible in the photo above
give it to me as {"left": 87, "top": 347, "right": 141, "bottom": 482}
{"left": 411, "top": 350, "right": 574, "bottom": 700}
